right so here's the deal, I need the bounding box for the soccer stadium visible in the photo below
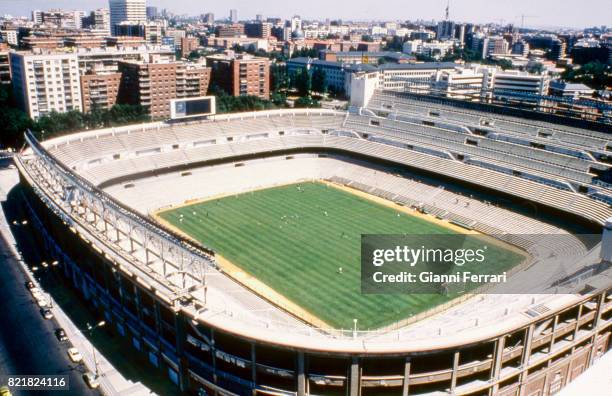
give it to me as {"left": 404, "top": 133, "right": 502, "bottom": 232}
{"left": 14, "top": 90, "right": 612, "bottom": 396}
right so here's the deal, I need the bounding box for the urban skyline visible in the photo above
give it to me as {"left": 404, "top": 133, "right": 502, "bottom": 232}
{"left": 0, "top": 0, "right": 611, "bottom": 29}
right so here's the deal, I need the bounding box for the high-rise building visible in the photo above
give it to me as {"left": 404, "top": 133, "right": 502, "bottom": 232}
{"left": 32, "top": 10, "right": 43, "bottom": 24}
{"left": 437, "top": 20, "right": 455, "bottom": 40}
{"left": 109, "top": 0, "right": 147, "bottom": 35}
{"left": 203, "top": 13, "right": 214, "bottom": 24}
{"left": 290, "top": 15, "right": 302, "bottom": 33}
{"left": 90, "top": 8, "right": 111, "bottom": 34}
{"left": 146, "top": 6, "right": 158, "bottom": 20}
{"left": 482, "top": 36, "right": 509, "bottom": 59}
{"left": 9, "top": 52, "right": 82, "bottom": 118}
{"left": 207, "top": 53, "right": 269, "bottom": 99}
{"left": 229, "top": 9, "right": 238, "bottom": 23}
{"left": 256, "top": 14, "right": 264, "bottom": 22}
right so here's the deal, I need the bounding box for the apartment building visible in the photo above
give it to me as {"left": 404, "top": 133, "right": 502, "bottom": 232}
{"left": 0, "top": 43, "right": 10, "bottom": 84}
{"left": 9, "top": 51, "right": 82, "bottom": 118}
{"left": 80, "top": 72, "right": 121, "bottom": 113}
{"left": 207, "top": 53, "right": 269, "bottom": 99}
{"left": 180, "top": 37, "right": 200, "bottom": 57}
{"left": 118, "top": 60, "right": 211, "bottom": 118}
{"left": 244, "top": 22, "right": 272, "bottom": 39}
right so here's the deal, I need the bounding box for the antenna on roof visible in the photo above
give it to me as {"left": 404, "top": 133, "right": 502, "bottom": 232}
{"left": 445, "top": 0, "right": 450, "bottom": 20}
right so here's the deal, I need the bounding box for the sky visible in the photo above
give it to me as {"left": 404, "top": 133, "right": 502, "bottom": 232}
{"left": 0, "top": 0, "right": 610, "bottom": 29}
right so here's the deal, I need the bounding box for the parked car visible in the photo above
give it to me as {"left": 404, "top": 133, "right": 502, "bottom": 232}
{"left": 40, "top": 309, "right": 53, "bottom": 320}
{"left": 55, "top": 328, "right": 68, "bottom": 342}
{"left": 82, "top": 372, "right": 100, "bottom": 389}
{"left": 67, "top": 347, "right": 82, "bottom": 363}
{"left": 35, "top": 298, "right": 48, "bottom": 308}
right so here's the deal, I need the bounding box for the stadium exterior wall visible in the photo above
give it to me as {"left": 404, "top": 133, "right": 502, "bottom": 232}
{"left": 15, "top": 154, "right": 612, "bottom": 396}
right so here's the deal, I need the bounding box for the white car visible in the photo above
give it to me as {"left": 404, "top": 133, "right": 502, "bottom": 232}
{"left": 67, "top": 347, "right": 83, "bottom": 363}
{"left": 36, "top": 298, "right": 48, "bottom": 308}
{"left": 82, "top": 372, "right": 100, "bottom": 389}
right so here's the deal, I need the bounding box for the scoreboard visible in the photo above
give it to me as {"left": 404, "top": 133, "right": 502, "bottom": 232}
{"left": 170, "top": 96, "right": 216, "bottom": 119}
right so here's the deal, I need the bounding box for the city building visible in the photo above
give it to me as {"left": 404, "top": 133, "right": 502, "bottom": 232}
{"left": 491, "top": 69, "right": 550, "bottom": 99}
{"left": 319, "top": 50, "right": 413, "bottom": 64}
{"left": 378, "top": 62, "right": 458, "bottom": 91}
{"left": 75, "top": 45, "right": 175, "bottom": 74}
{"left": 244, "top": 22, "right": 272, "bottom": 39}
{"left": 92, "top": 8, "right": 111, "bottom": 34}
{"left": 9, "top": 51, "right": 82, "bottom": 118}
{"left": 402, "top": 40, "right": 454, "bottom": 59}
{"left": 437, "top": 20, "right": 455, "bottom": 40}
{"left": 434, "top": 67, "right": 486, "bottom": 99}
{"left": 512, "top": 40, "right": 530, "bottom": 56}
{"left": 146, "top": 6, "right": 158, "bottom": 20}
{"left": 482, "top": 36, "right": 509, "bottom": 59}
{"left": 206, "top": 53, "right": 269, "bottom": 99}
{"left": 109, "top": 0, "right": 147, "bottom": 35}
{"left": 33, "top": 9, "right": 86, "bottom": 29}
{"left": 216, "top": 24, "right": 245, "bottom": 38}
{"left": 287, "top": 57, "right": 377, "bottom": 96}
{"left": 180, "top": 36, "right": 200, "bottom": 57}
{"left": 0, "top": 45, "right": 10, "bottom": 84}
{"left": 0, "top": 29, "right": 18, "bottom": 46}
{"left": 203, "top": 13, "right": 215, "bottom": 24}
{"left": 80, "top": 72, "right": 122, "bottom": 112}
{"left": 118, "top": 60, "right": 211, "bottom": 118}
{"left": 549, "top": 80, "right": 595, "bottom": 99}
{"left": 229, "top": 9, "right": 238, "bottom": 23}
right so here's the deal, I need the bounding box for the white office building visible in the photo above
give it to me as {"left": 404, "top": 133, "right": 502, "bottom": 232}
{"left": 109, "top": 0, "right": 147, "bottom": 35}
{"left": 9, "top": 52, "right": 82, "bottom": 118}
{"left": 402, "top": 40, "right": 455, "bottom": 59}
{"left": 0, "top": 30, "right": 18, "bottom": 46}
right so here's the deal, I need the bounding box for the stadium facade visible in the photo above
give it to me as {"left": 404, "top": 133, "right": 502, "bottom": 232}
{"left": 15, "top": 91, "right": 612, "bottom": 396}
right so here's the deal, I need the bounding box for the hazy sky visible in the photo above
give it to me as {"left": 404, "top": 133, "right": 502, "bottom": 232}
{"left": 0, "top": 0, "right": 610, "bottom": 29}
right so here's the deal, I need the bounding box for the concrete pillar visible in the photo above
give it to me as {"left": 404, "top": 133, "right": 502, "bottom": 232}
{"left": 401, "top": 357, "right": 411, "bottom": 396}
{"left": 589, "top": 293, "right": 606, "bottom": 365}
{"left": 519, "top": 325, "right": 535, "bottom": 396}
{"left": 349, "top": 357, "right": 360, "bottom": 396}
{"left": 297, "top": 352, "right": 306, "bottom": 396}
{"left": 450, "top": 351, "right": 460, "bottom": 392}
{"left": 490, "top": 336, "right": 506, "bottom": 394}
{"left": 549, "top": 315, "right": 559, "bottom": 351}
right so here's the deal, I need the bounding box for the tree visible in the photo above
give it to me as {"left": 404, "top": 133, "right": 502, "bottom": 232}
{"left": 562, "top": 61, "right": 611, "bottom": 90}
{"left": 311, "top": 68, "right": 327, "bottom": 94}
{"left": 293, "top": 67, "right": 312, "bottom": 96}
{"left": 527, "top": 63, "right": 545, "bottom": 74}
{"left": 384, "top": 36, "right": 406, "bottom": 51}
{"left": 294, "top": 96, "right": 321, "bottom": 108}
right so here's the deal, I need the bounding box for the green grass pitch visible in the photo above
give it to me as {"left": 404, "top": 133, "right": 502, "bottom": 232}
{"left": 158, "top": 182, "right": 523, "bottom": 330}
